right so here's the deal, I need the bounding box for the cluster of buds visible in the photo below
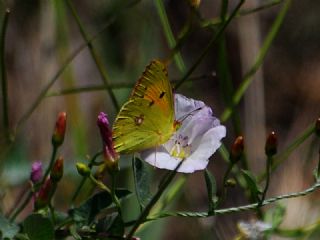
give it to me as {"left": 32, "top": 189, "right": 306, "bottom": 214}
{"left": 33, "top": 157, "right": 64, "bottom": 210}
{"left": 33, "top": 112, "right": 66, "bottom": 210}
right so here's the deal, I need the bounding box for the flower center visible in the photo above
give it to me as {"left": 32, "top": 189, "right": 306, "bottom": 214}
{"left": 166, "top": 134, "right": 191, "bottom": 159}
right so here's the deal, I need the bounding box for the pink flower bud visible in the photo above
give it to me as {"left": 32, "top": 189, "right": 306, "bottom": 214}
{"left": 50, "top": 156, "right": 64, "bottom": 182}
{"left": 97, "top": 112, "right": 119, "bottom": 172}
{"left": 30, "top": 161, "right": 43, "bottom": 184}
{"left": 52, "top": 112, "right": 67, "bottom": 147}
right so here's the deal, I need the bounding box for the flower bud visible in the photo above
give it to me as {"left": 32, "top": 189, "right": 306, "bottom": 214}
{"left": 225, "top": 178, "right": 237, "bottom": 187}
{"left": 316, "top": 118, "right": 320, "bottom": 137}
{"left": 52, "top": 112, "right": 67, "bottom": 147}
{"left": 230, "top": 136, "right": 244, "bottom": 163}
{"left": 34, "top": 178, "right": 54, "bottom": 209}
{"left": 76, "top": 163, "right": 91, "bottom": 177}
{"left": 265, "top": 131, "right": 277, "bottom": 157}
{"left": 97, "top": 112, "right": 119, "bottom": 172}
{"left": 30, "top": 161, "right": 43, "bottom": 184}
{"left": 50, "top": 156, "right": 64, "bottom": 182}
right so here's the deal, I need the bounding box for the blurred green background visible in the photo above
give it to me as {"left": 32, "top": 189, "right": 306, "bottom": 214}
{"left": 1, "top": 0, "right": 320, "bottom": 239}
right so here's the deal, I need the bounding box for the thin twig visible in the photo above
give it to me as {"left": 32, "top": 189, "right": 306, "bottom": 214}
{"left": 1, "top": 9, "right": 10, "bottom": 142}
{"left": 65, "top": 0, "right": 120, "bottom": 111}
{"left": 174, "top": 0, "right": 245, "bottom": 90}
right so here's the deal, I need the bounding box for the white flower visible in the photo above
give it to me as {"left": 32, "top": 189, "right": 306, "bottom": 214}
{"left": 140, "top": 94, "right": 226, "bottom": 173}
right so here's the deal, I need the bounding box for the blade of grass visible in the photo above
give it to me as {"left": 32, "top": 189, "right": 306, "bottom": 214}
{"left": 155, "top": 0, "right": 186, "bottom": 73}
{"left": 1, "top": 9, "right": 10, "bottom": 142}
{"left": 174, "top": 0, "right": 245, "bottom": 90}
{"left": 220, "top": 0, "right": 291, "bottom": 122}
{"left": 65, "top": 0, "right": 119, "bottom": 111}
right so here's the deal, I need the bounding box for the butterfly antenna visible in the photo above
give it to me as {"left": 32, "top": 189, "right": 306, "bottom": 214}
{"left": 177, "top": 107, "right": 203, "bottom": 123}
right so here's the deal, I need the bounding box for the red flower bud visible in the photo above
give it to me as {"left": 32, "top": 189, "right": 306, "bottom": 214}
{"left": 34, "top": 178, "right": 54, "bottom": 209}
{"left": 265, "top": 131, "right": 277, "bottom": 157}
{"left": 50, "top": 156, "right": 64, "bottom": 182}
{"left": 97, "top": 112, "right": 119, "bottom": 172}
{"left": 230, "top": 136, "right": 244, "bottom": 163}
{"left": 52, "top": 112, "right": 67, "bottom": 147}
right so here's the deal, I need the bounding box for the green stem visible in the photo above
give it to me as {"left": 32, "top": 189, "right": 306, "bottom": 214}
{"left": 71, "top": 151, "right": 102, "bottom": 204}
{"left": 9, "top": 191, "right": 33, "bottom": 222}
{"left": 220, "top": 0, "right": 291, "bottom": 122}
{"left": 89, "top": 174, "right": 111, "bottom": 193}
{"left": 155, "top": 0, "right": 186, "bottom": 73}
{"left": 49, "top": 203, "right": 56, "bottom": 224}
{"left": 111, "top": 172, "right": 122, "bottom": 217}
{"left": 1, "top": 9, "right": 10, "bottom": 142}
{"left": 65, "top": 0, "right": 119, "bottom": 111}
{"left": 259, "top": 156, "right": 272, "bottom": 207}
{"left": 201, "top": 0, "right": 283, "bottom": 28}
{"left": 147, "top": 181, "right": 320, "bottom": 220}
{"left": 218, "top": 162, "right": 234, "bottom": 206}
{"left": 174, "top": 0, "right": 245, "bottom": 90}
{"left": 41, "top": 146, "right": 58, "bottom": 185}
{"left": 125, "top": 162, "right": 182, "bottom": 239}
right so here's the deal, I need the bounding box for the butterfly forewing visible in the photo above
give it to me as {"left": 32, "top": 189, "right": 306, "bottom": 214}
{"left": 112, "top": 60, "right": 176, "bottom": 154}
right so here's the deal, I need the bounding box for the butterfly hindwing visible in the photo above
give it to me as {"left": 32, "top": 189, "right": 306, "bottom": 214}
{"left": 112, "top": 60, "right": 176, "bottom": 154}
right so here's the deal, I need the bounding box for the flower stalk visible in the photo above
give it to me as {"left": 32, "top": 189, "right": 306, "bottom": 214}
{"left": 259, "top": 131, "right": 277, "bottom": 207}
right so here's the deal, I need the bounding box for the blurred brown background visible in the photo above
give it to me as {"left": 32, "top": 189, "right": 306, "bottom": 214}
{"left": 1, "top": 0, "right": 320, "bottom": 239}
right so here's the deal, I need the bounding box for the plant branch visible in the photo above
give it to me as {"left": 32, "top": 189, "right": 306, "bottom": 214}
{"left": 146, "top": 181, "right": 320, "bottom": 220}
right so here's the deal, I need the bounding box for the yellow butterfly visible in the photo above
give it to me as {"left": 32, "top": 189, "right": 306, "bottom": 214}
{"left": 112, "top": 60, "right": 180, "bottom": 154}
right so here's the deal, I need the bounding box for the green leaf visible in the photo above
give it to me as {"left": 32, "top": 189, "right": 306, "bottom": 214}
{"left": 133, "top": 156, "right": 152, "bottom": 208}
{"left": 0, "top": 214, "right": 19, "bottom": 239}
{"left": 23, "top": 214, "right": 54, "bottom": 240}
{"left": 70, "top": 189, "right": 131, "bottom": 225}
{"left": 241, "top": 170, "right": 262, "bottom": 202}
{"left": 96, "top": 213, "right": 124, "bottom": 237}
{"left": 264, "top": 204, "right": 286, "bottom": 229}
{"left": 204, "top": 169, "right": 217, "bottom": 213}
